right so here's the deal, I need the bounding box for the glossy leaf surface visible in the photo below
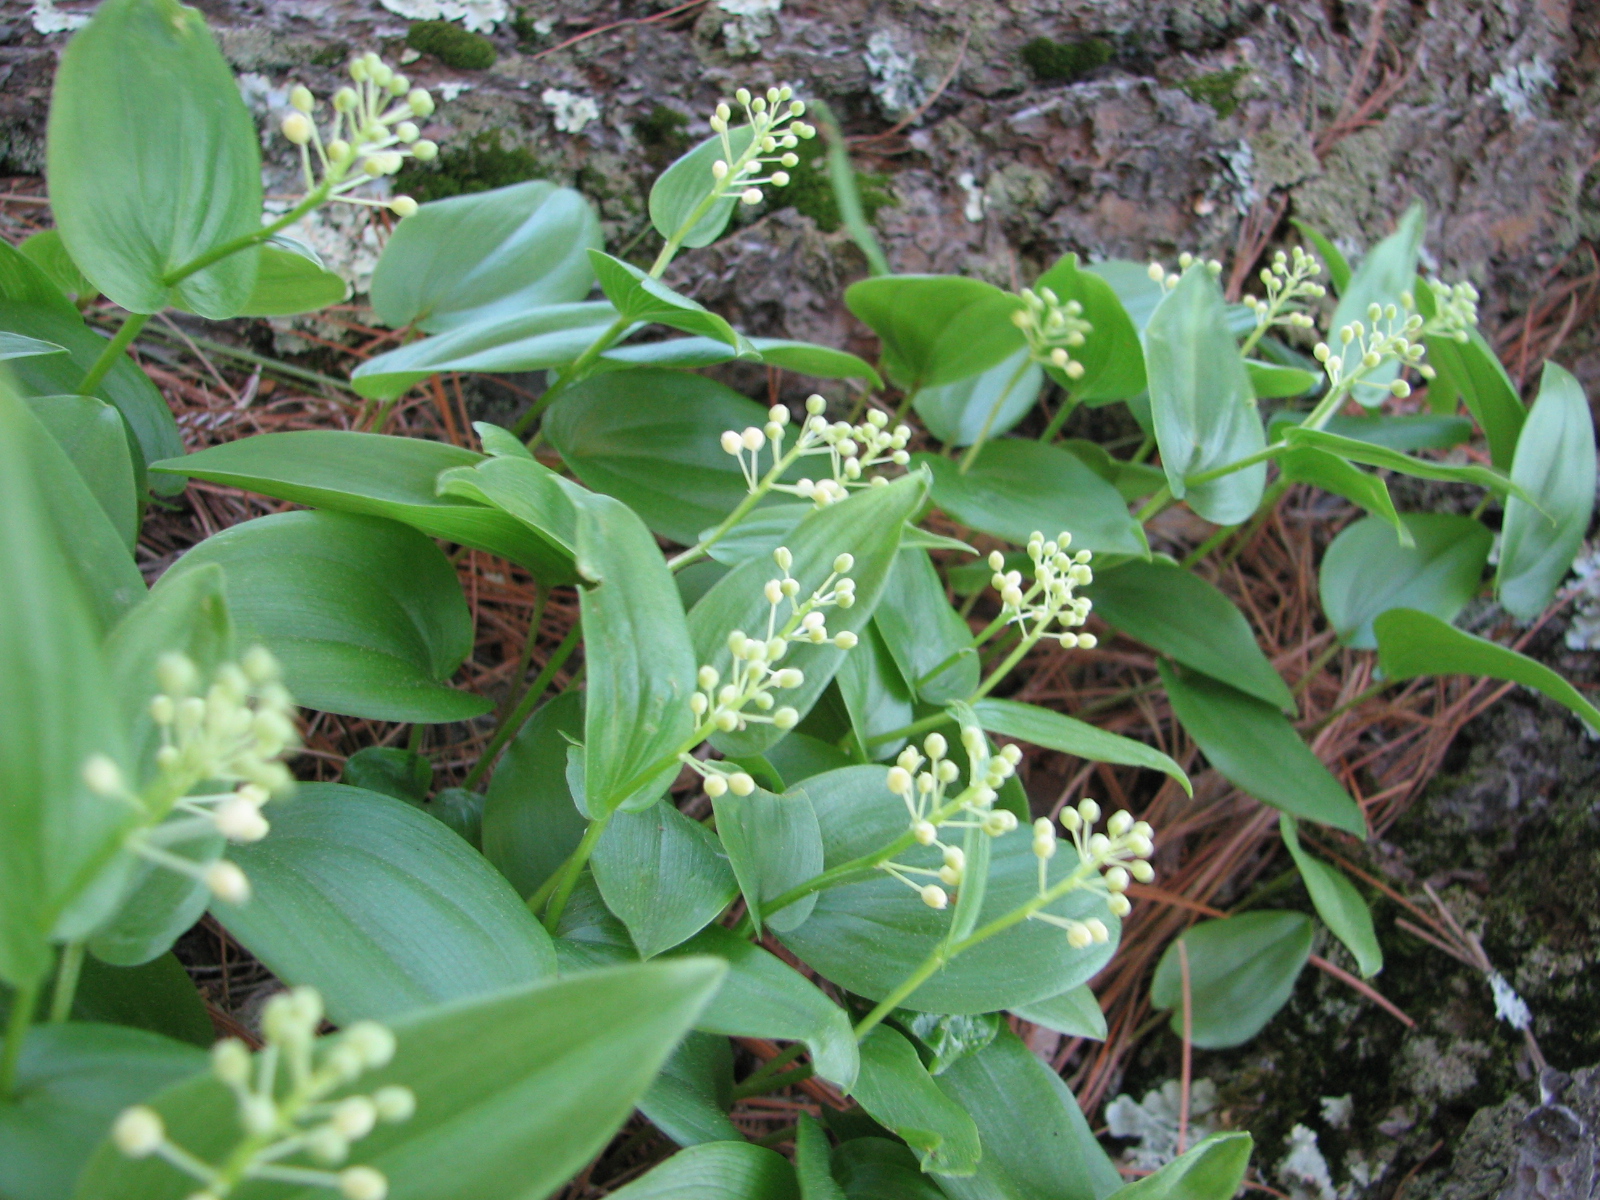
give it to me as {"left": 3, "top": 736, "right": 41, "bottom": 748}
{"left": 852, "top": 1026, "right": 982, "bottom": 1176}
{"left": 972, "top": 698, "right": 1190, "bottom": 795}
{"left": 591, "top": 801, "right": 739, "bottom": 957}
{"left": 914, "top": 348, "right": 1042, "bottom": 448}
{"left": 482, "top": 691, "right": 588, "bottom": 899}
{"left": 1150, "top": 912, "right": 1313, "bottom": 1047}
{"left": 845, "top": 276, "right": 1024, "bottom": 391}
{"left": 1319, "top": 514, "right": 1491, "bottom": 649}
{"left": 1280, "top": 815, "right": 1381, "bottom": 978}
{"left": 714, "top": 785, "right": 824, "bottom": 935}
{"left": 605, "top": 1142, "right": 800, "bottom": 1200}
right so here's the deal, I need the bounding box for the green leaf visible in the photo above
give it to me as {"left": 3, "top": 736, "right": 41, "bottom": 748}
{"left": 1245, "top": 359, "right": 1318, "bottom": 399}
{"left": 1422, "top": 325, "right": 1525, "bottom": 467}
{"left": 157, "top": 509, "right": 488, "bottom": 722}
{"left": 434, "top": 455, "right": 579, "bottom": 584}
{"left": 1374, "top": 608, "right": 1600, "bottom": 731}
{"left": 371, "top": 180, "right": 601, "bottom": 332}
{"left": 0, "top": 387, "right": 133, "bottom": 987}
{"left": 236, "top": 239, "right": 348, "bottom": 317}
{"left": 832, "top": 1139, "right": 950, "bottom": 1200}
{"left": 1288, "top": 218, "right": 1351, "bottom": 293}
{"left": 690, "top": 474, "right": 928, "bottom": 757}
{"left": 1086, "top": 559, "right": 1293, "bottom": 710}
{"left": 46, "top": 0, "right": 262, "bottom": 317}
{"left": 972, "top": 697, "right": 1190, "bottom": 796}
{"left": 474, "top": 420, "right": 535, "bottom": 460}
{"left": 1150, "top": 912, "right": 1313, "bottom": 1047}
{"left": 1330, "top": 204, "right": 1424, "bottom": 400}
{"left": 1143, "top": 264, "right": 1267, "bottom": 524}
{"left": 1277, "top": 447, "right": 1410, "bottom": 546}
{"left": 1268, "top": 410, "right": 1473, "bottom": 452}
{"left": 482, "top": 691, "right": 588, "bottom": 899}
{"left": 1497, "top": 362, "right": 1596, "bottom": 619}
{"left": 218, "top": 783, "right": 557, "bottom": 1023}
{"left": 896, "top": 1011, "right": 1000, "bottom": 1075}
{"left": 1107, "top": 1132, "right": 1253, "bottom": 1200}
{"left": 342, "top": 746, "right": 432, "bottom": 806}
{"left": 0, "top": 1024, "right": 204, "bottom": 1200}
{"left": 598, "top": 336, "right": 882, "bottom": 386}
{"left": 18, "top": 229, "right": 96, "bottom": 303}
{"left": 1279, "top": 815, "right": 1382, "bottom": 977}
{"left": 747, "top": 339, "right": 884, "bottom": 388}
{"left": 350, "top": 301, "right": 620, "bottom": 400}
{"left": 778, "top": 767, "right": 1121, "bottom": 1014}
{"left": 0, "top": 331, "right": 66, "bottom": 360}
{"left": 1318, "top": 513, "right": 1491, "bottom": 649}
{"left": 1083, "top": 260, "right": 1166, "bottom": 335}
{"left": 546, "top": 369, "right": 775, "bottom": 545}
{"left": 1281, "top": 427, "right": 1527, "bottom": 499}
{"left": 74, "top": 959, "right": 728, "bottom": 1200}
{"left": 914, "top": 348, "right": 1043, "bottom": 448}
{"left": 836, "top": 621, "right": 915, "bottom": 759}
{"left": 875, "top": 549, "right": 980, "bottom": 706}
{"left": 591, "top": 801, "right": 739, "bottom": 957}
{"left": 1060, "top": 439, "right": 1168, "bottom": 502}
{"left": 1158, "top": 662, "right": 1365, "bottom": 836}
{"left": 797, "top": 1115, "right": 848, "bottom": 1200}
{"left": 571, "top": 489, "right": 698, "bottom": 816}
{"left": 69, "top": 953, "right": 214, "bottom": 1047}
{"left": 1034, "top": 253, "right": 1146, "bottom": 401}
{"left": 917, "top": 441, "right": 1149, "bottom": 556}
{"left": 714, "top": 785, "right": 824, "bottom": 935}
{"left": 606, "top": 1142, "right": 800, "bottom": 1199}
{"left": 845, "top": 276, "right": 1024, "bottom": 391}
{"left": 852, "top": 1025, "right": 982, "bottom": 1176}
{"left": 766, "top": 733, "right": 854, "bottom": 788}
{"left": 157, "top": 430, "right": 577, "bottom": 584}
{"left": 1011, "top": 985, "right": 1107, "bottom": 1041}
{"left": 21, "top": 394, "right": 138, "bottom": 550}
{"left": 638, "top": 1032, "right": 739, "bottom": 1147}
{"left": 651, "top": 127, "right": 756, "bottom": 250}
{"left": 934, "top": 1028, "right": 1124, "bottom": 1200}
{"left": 673, "top": 925, "right": 860, "bottom": 1090}
{"left": 592, "top": 250, "right": 752, "bottom": 352}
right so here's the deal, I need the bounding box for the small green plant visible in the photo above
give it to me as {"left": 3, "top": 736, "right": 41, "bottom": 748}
{"left": 1021, "top": 36, "right": 1113, "bottom": 83}
{"left": 404, "top": 19, "right": 497, "bottom": 71}
{"left": 1180, "top": 64, "right": 1250, "bottom": 117}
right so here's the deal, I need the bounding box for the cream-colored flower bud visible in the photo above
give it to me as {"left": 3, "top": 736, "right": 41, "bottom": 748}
{"left": 729, "top": 772, "right": 756, "bottom": 796}
{"left": 1078, "top": 798, "right": 1101, "bottom": 825}
{"left": 215, "top": 798, "right": 270, "bottom": 843}
{"left": 1107, "top": 811, "right": 1133, "bottom": 837}
{"left": 766, "top": 636, "right": 788, "bottom": 661}
{"left": 764, "top": 579, "right": 784, "bottom": 605}
{"left": 739, "top": 426, "right": 765, "bottom": 452}
{"left": 240, "top": 1093, "right": 278, "bottom": 1137}
{"left": 1127, "top": 833, "right": 1154, "bottom": 858}
{"left": 942, "top": 845, "right": 965, "bottom": 870}
{"left": 411, "top": 139, "right": 438, "bottom": 162}
{"left": 327, "top": 139, "right": 354, "bottom": 165}
{"left": 1390, "top": 379, "right": 1411, "bottom": 398}
{"left": 912, "top": 819, "right": 937, "bottom": 845}
{"left": 773, "top": 668, "right": 804, "bottom": 689}
{"left": 113, "top": 1107, "right": 165, "bottom": 1158}
{"left": 340, "top": 1166, "right": 389, "bottom": 1200}
{"left": 980, "top": 811, "right": 1011, "bottom": 837}
{"left": 920, "top": 884, "right": 948, "bottom": 910}
{"left": 774, "top": 706, "right": 799, "bottom": 730}
{"left": 1087, "top": 833, "right": 1111, "bottom": 857}
{"left": 389, "top": 73, "right": 410, "bottom": 96}
{"left": 1130, "top": 859, "right": 1155, "bottom": 882}
{"left": 373, "top": 1086, "right": 416, "bottom": 1123}
{"left": 720, "top": 430, "right": 744, "bottom": 455}
{"left": 390, "top": 196, "right": 419, "bottom": 219}
{"left": 332, "top": 1096, "right": 377, "bottom": 1140}
{"left": 211, "top": 1037, "right": 251, "bottom": 1086}
{"left": 704, "top": 774, "right": 729, "bottom": 798}
{"left": 780, "top": 577, "right": 799, "bottom": 597}
{"left": 1108, "top": 893, "right": 1132, "bottom": 917}
{"left": 833, "top": 630, "right": 857, "bottom": 649}
{"left": 1077, "top": 633, "right": 1098, "bottom": 649}
{"left": 396, "top": 121, "right": 419, "bottom": 143}
{"left": 1105, "top": 865, "right": 1130, "bottom": 892}
{"left": 83, "top": 754, "right": 124, "bottom": 797}
{"left": 334, "top": 86, "right": 359, "bottom": 112}
{"left": 290, "top": 84, "right": 316, "bottom": 113}
{"left": 887, "top": 767, "right": 912, "bottom": 796}
{"left": 1086, "top": 918, "right": 1109, "bottom": 943}
{"left": 741, "top": 188, "right": 763, "bottom": 205}
{"left": 920, "top": 732, "right": 946, "bottom": 760}
{"left": 281, "top": 112, "right": 315, "bottom": 145}
{"left": 205, "top": 860, "right": 251, "bottom": 904}
{"left": 1147, "top": 261, "right": 1165, "bottom": 282}
{"left": 939, "top": 864, "right": 962, "bottom": 886}
{"left": 1066, "top": 922, "right": 1093, "bottom": 949}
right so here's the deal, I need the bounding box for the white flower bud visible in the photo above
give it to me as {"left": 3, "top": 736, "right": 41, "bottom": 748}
{"left": 1130, "top": 859, "right": 1155, "bottom": 882}
{"left": 741, "top": 426, "right": 766, "bottom": 451}
{"left": 912, "top": 819, "right": 937, "bottom": 845}
{"left": 373, "top": 1086, "right": 416, "bottom": 1123}
{"left": 328, "top": 138, "right": 354, "bottom": 164}
{"left": 887, "top": 767, "right": 912, "bottom": 795}
{"left": 411, "top": 139, "right": 439, "bottom": 162}
{"left": 714, "top": 710, "right": 740, "bottom": 732}
{"left": 211, "top": 1038, "right": 251, "bottom": 1086}
{"left": 773, "top": 668, "right": 804, "bottom": 689}
{"left": 942, "top": 845, "right": 965, "bottom": 870}
{"left": 1066, "top": 922, "right": 1093, "bottom": 949}
{"left": 939, "top": 864, "right": 962, "bottom": 886}
{"left": 1059, "top": 807, "right": 1082, "bottom": 832}
{"left": 720, "top": 430, "right": 743, "bottom": 455}
{"left": 205, "top": 860, "right": 251, "bottom": 905}
{"left": 215, "top": 798, "right": 270, "bottom": 843}
{"left": 112, "top": 1107, "right": 165, "bottom": 1158}
{"left": 1127, "top": 833, "right": 1154, "bottom": 858}
{"left": 833, "top": 553, "right": 855, "bottom": 575}
{"left": 764, "top": 579, "right": 784, "bottom": 605}
{"left": 921, "top": 733, "right": 945, "bottom": 761}
{"left": 773, "top": 706, "right": 799, "bottom": 730}
{"left": 1087, "top": 832, "right": 1111, "bottom": 857}
{"left": 344, "top": 1021, "right": 396, "bottom": 1069}
{"left": 741, "top": 188, "right": 763, "bottom": 205}
{"left": 1086, "top": 918, "right": 1109, "bottom": 943}
{"left": 332, "top": 1096, "right": 377, "bottom": 1140}
{"left": 772, "top": 170, "right": 790, "bottom": 186}
{"left": 1107, "top": 811, "right": 1133, "bottom": 837}
{"left": 920, "top": 884, "right": 948, "bottom": 910}
{"left": 281, "top": 113, "right": 313, "bottom": 145}
{"left": 1108, "top": 893, "right": 1132, "bottom": 917}
{"left": 728, "top": 772, "right": 756, "bottom": 796}
{"left": 1105, "top": 866, "right": 1130, "bottom": 892}
{"left": 765, "top": 637, "right": 788, "bottom": 661}
{"left": 240, "top": 1093, "right": 278, "bottom": 1137}
{"left": 937, "top": 759, "right": 960, "bottom": 783}
{"left": 83, "top": 754, "right": 123, "bottom": 797}
{"left": 833, "top": 631, "right": 858, "bottom": 649}
{"left": 704, "top": 774, "right": 729, "bottom": 798}
{"left": 1077, "top": 798, "right": 1101, "bottom": 826}
{"left": 340, "top": 1166, "right": 389, "bottom": 1200}
{"left": 1077, "top": 632, "right": 1098, "bottom": 649}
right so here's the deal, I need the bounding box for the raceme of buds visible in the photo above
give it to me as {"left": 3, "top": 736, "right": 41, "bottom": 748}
{"left": 1240, "top": 246, "right": 1326, "bottom": 338}
{"left": 990, "top": 531, "right": 1097, "bottom": 649}
{"left": 1312, "top": 296, "right": 1432, "bottom": 395}
{"left": 719, "top": 395, "right": 912, "bottom": 510}
{"left": 706, "top": 85, "right": 815, "bottom": 211}
{"left": 1025, "top": 798, "right": 1156, "bottom": 947}
{"left": 1147, "top": 252, "right": 1223, "bottom": 291}
{"left": 1012, "top": 286, "right": 1093, "bottom": 380}
{"left": 277, "top": 51, "right": 439, "bottom": 217}
{"left": 113, "top": 986, "right": 411, "bottom": 1199}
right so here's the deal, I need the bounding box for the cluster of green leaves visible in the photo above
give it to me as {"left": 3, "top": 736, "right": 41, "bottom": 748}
{"left": 3, "top": 2, "right": 1596, "bottom": 1199}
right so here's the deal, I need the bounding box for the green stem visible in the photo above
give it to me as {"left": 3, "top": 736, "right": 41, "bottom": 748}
{"left": 971, "top": 630, "right": 1043, "bottom": 701}
{"left": 501, "top": 588, "right": 550, "bottom": 718}
{"left": 510, "top": 314, "right": 633, "bottom": 438}
{"left": 893, "top": 387, "right": 920, "bottom": 423}
{"left": 1037, "top": 389, "right": 1079, "bottom": 443}
{"left": 958, "top": 357, "right": 1033, "bottom": 474}
{"left": 667, "top": 431, "right": 813, "bottom": 571}
{"left": 1135, "top": 485, "right": 1173, "bottom": 524}
{"left": 0, "top": 977, "right": 40, "bottom": 1098}
{"left": 1131, "top": 436, "right": 1156, "bottom": 464}
{"left": 461, "top": 619, "right": 583, "bottom": 792}
{"left": 1293, "top": 639, "right": 1343, "bottom": 699}
{"left": 49, "top": 942, "right": 85, "bottom": 1024}
{"left": 1178, "top": 522, "right": 1239, "bottom": 569}
{"left": 1308, "top": 679, "right": 1390, "bottom": 733}
{"left": 77, "top": 311, "right": 152, "bottom": 397}
{"left": 733, "top": 1043, "right": 809, "bottom": 1098}
{"left": 1183, "top": 443, "right": 1283, "bottom": 489}
{"left": 161, "top": 185, "right": 332, "bottom": 289}
{"left": 541, "top": 812, "right": 612, "bottom": 932}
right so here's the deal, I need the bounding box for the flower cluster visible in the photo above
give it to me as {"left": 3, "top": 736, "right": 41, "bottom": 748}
{"left": 719, "top": 395, "right": 912, "bottom": 509}
{"left": 1418, "top": 278, "right": 1481, "bottom": 340}
{"left": 112, "top": 987, "right": 412, "bottom": 1200}
{"left": 1146, "top": 253, "right": 1223, "bottom": 291}
{"left": 1241, "top": 247, "right": 1326, "bottom": 336}
{"left": 1027, "top": 798, "right": 1155, "bottom": 948}
{"left": 1012, "top": 286, "right": 1093, "bottom": 378}
{"left": 878, "top": 726, "right": 1024, "bottom": 910}
{"left": 990, "top": 530, "right": 1097, "bottom": 649}
{"left": 708, "top": 86, "right": 816, "bottom": 208}
{"left": 1312, "top": 302, "right": 1427, "bottom": 398}
{"left": 279, "top": 52, "right": 441, "bottom": 217}
{"left": 83, "top": 648, "right": 298, "bottom": 905}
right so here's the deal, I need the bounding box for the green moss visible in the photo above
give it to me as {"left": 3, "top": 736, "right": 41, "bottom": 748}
{"left": 1180, "top": 65, "right": 1250, "bottom": 118}
{"left": 310, "top": 41, "right": 350, "bottom": 68}
{"left": 634, "top": 104, "right": 691, "bottom": 168}
{"left": 405, "top": 20, "right": 497, "bottom": 71}
{"left": 395, "top": 132, "right": 539, "bottom": 203}
{"left": 1021, "top": 37, "right": 1112, "bottom": 84}
{"left": 778, "top": 136, "right": 894, "bottom": 234}
{"left": 509, "top": 8, "right": 549, "bottom": 49}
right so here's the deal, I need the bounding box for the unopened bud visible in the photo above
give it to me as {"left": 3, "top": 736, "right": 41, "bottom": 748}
{"left": 373, "top": 1086, "right": 416, "bottom": 1123}
{"left": 728, "top": 772, "right": 756, "bottom": 796}
{"left": 205, "top": 860, "right": 251, "bottom": 904}
{"left": 411, "top": 139, "right": 439, "bottom": 162}
{"left": 340, "top": 1167, "right": 388, "bottom": 1200}
{"left": 290, "top": 84, "right": 315, "bottom": 113}
{"left": 704, "top": 774, "right": 729, "bottom": 798}
{"left": 390, "top": 196, "right": 419, "bottom": 218}
{"left": 112, "top": 1107, "right": 165, "bottom": 1158}
{"left": 920, "top": 884, "right": 948, "bottom": 910}
{"left": 281, "top": 113, "right": 313, "bottom": 145}
{"left": 912, "top": 819, "right": 937, "bottom": 845}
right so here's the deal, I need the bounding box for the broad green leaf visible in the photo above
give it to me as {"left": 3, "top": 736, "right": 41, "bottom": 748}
{"left": 157, "top": 509, "right": 487, "bottom": 722}
{"left": 875, "top": 549, "right": 980, "bottom": 705}
{"left": 592, "top": 250, "right": 751, "bottom": 352}
{"left": 551, "top": 871, "right": 638, "bottom": 972}
{"left": 218, "top": 783, "right": 557, "bottom": 1022}
{"left": 1158, "top": 663, "right": 1365, "bottom": 836}
{"left": 236, "top": 239, "right": 348, "bottom": 317}
{"left": 935, "top": 1028, "right": 1124, "bottom": 1200}
{"left": 917, "top": 441, "right": 1149, "bottom": 556}
{"left": 1277, "top": 447, "right": 1410, "bottom": 545}
{"left": 606, "top": 1142, "right": 800, "bottom": 1199}
{"left": 1143, "top": 265, "right": 1267, "bottom": 524}
{"left": 1083, "top": 260, "right": 1165, "bottom": 335}
{"left": 638, "top": 1032, "right": 739, "bottom": 1147}
{"left": 748, "top": 339, "right": 883, "bottom": 388}
{"left": 1011, "top": 985, "right": 1107, "bottom": 1041}
{"left": 0, "top": 331, "right": 66, "bottom": 360}
{"left": 483, "top": 691, "right": 588, "bottom": 899}
{"left": 896, "top": 1011, "right": 1001, "bottom": 1075}
{"left": 1060, "top": 439, "right": 1168, "bottom": 502}
{"left": 350, "top": 301, "right": 621, "bottom": 400}
{"left": 474, "top": 420, "right": 535, "bottom": 460}
{"left": 75, "top": 959, "right": 727, "bottom": 1200}
{"left": 419, "top": 786, "right": 485, "bottom": 848}
{"left": 1150, "top": 911, "right": 1313, "bottom": 1047}
{"left": 591, "top": 801, "right": 739, "bottom": 957}
{"left": 853, "top": 1026, "right": 982, "bottom": 1176}
{"left": 571, "top": 489, "right": 698, "bottom": 815}
{"left": 1498, "top": 362, "right": 1596, "bottom": 619}
{"left": 1319, "top": 514, "right": 1491, "bottom": 649}
{"left": 765, "top": 733, "right": 854, "bottom": 787}
{"left": 545, "top": 369, "right": 775, "bottom": 545}
{"left": 778, "top": 767, "right": 1120, "bottom": 1014}
{"left": 1245, "top": 359, "right": 1317, "bottom": 399}
{"left": 714, "top": 785, "right": 824, "bottom": 935}
{"left": 434, "top": 455, "right": 578, "bottom": 584}
{"left": 342, "top": 746, "right": 432, "bottom": 806}
{"left": 0, "top": 388, "right": 133, "bottom": 987}
{"left": 1281, "top": 427, "right": 1527, "bottom": 499}
{"left": 598, "top": 336, "right": 882, "bottom": 386}
{"left": 1330, "top": 204, "right": 1424, "bottom": 400}
{"left": 650, "top": 127, "right": 756, "bottom": 250}
{"left": 1280, "top": 815, "right": 1381, "bottom": 977}
{"left": 832, "top": 1139, "right": 949, "bottom": 1200}
{"left": 690, "top": 474, "right": 927, "bottom": 757}
{"left": 22, "top": 394, "right": 138, "bottom": 549}
{"left": 371, "top": 181, "right": 601, "bottom": 332}
{"left": 1034, "top": 253, "right": 1146, "bottom": 401}
{"left": 1268, "top": 410, "right": 1473, "bottom": 452}
{"left": 1414, "top": 278, "right": 1523, "bottom": 466}
{"left": 914, "top": 348, "right": 1043, "bottom": 448}
{"left": 836, "top": 621, "right": 915, "bottom": 758}
{"left": 47, "top": 0, "right": 262, "bottom": 317}
{"left": 159, "top": 431, "right": 576, "bottom": 584}
{"left": 797, "top": 1115, "right": 847, "bottom": 1200}
{"left": 1374, "top": 608, "right": 1600, "bottom": 731}
{"left": 69, "top": 953, "right": 213, "bottom": 1047}
{"left": 845, "top": 276, "right": 1024, "bottom": 391}
{"left": 18, "top": 229, "right": 95, "bottom": 303}
{"left": 1288, "top": 218, "right": 1351, "bottom": 293}
{"left": 673, "top": 925, "right": 860, "bottom": 1090}
{"left": 1108, "top": 1132, "right": 1253, "bottom": 1200}
{"left": 1086, "top": 559, "right": 1293, "bottom": 711}
{"left": 972, "top": 697, "right": 1190, "bottom": 795}
{"left": 0, "top": 1024, "right": 204, "bottom": 1200}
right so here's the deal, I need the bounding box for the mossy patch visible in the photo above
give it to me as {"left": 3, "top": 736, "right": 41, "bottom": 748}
{"left": 1180, "top": 65, "right": 1250, "bottom": 117}
{"left": 777, "top": 136, "right": 894, "bottom": 234}
{"left": 396, "top": 131, "right": 539, "bottom": 202}
{"left": 633, "top": 104, "right": 691, "bottom": 168}
{"left": 406, "top": 20, "right": 497, "bottom": 71}
{"left": 1021, "top": 37, "right": 1113, "bottom": 84}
